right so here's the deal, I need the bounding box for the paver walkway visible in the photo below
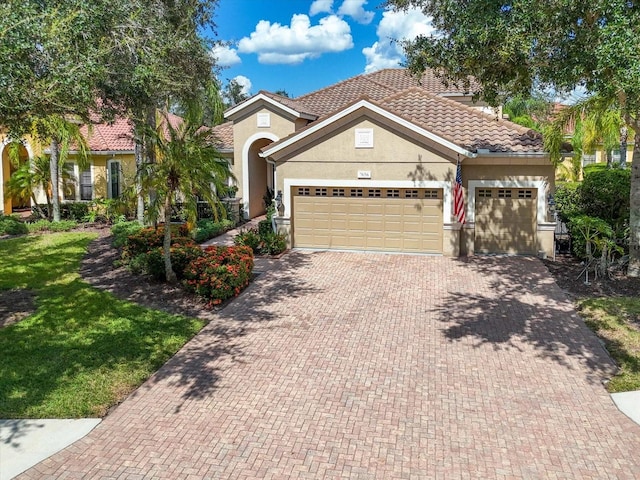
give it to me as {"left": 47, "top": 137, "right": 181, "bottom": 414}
{"left": 19, "top": 253, "right": 640, "bottom": 479}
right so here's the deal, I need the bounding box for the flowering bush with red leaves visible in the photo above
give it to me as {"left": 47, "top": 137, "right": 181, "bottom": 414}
{"left": 122, "top": 224, "right": 190, "bottom": 260}
{"left": 183, "top": 245, "right": 254, "bottom": 306}
{"left": 145, "top": 243, "right": 204, "bottom": 281}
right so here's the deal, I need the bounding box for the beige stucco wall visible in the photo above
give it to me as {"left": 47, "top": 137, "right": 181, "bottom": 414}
{"left": 230, "top": 103, "right": 297, "bottom": 212}
{"left": 274, "top": 117, "right": 457, "bottom": 193}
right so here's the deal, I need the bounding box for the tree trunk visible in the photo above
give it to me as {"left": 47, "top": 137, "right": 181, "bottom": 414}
{"left": 620, "top": 127, "right": 628, "bottom": 167}
{"left": 163, "top": 194, "right": 177, "bottom": 284}
{"left": 31, "top": 192, "right": 47, "bottom": 219}
{"left": 628, "top": 132, "right": 640, "bottom": 277}
{"left": 49, "top": 138, "right": 61, "bottom": 222}
{"left": 134, "top": 134, "right": 145, "bottom": 224}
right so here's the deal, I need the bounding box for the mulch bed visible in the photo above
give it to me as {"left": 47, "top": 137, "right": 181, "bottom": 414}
{"left": 543, "top": 254, "right": 640, "bottom": 299}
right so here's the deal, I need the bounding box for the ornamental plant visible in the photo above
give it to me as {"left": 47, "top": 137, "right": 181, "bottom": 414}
{"left": 183, "top": 245, "right": 254, "bottom": 306}
{"left": 144, "top": 241, "right": 204, "bottom": 281}
{"left": 122, "top": 224, "right": 189, "bottom": 260}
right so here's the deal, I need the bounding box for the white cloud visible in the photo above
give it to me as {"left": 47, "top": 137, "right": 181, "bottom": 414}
{"left": 238, "top": 14, "right": 353, "bottom": 65}
{"left": 232, "top": 75, "right": 252, "bottom": 96}
{"left": 363, "top": 7, "right": 434, "bottom": 73}
{"left": 310, "top": 0, "right": 333, "bottom": 16}
{"left": 212, "top": 43, "right": 241, "bottom": 67}
{"left": 337, "top": 0, "right": 375, "bottom": 24}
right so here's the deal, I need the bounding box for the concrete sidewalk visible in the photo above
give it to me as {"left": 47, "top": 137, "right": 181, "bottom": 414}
{"left": 0, "top": 419, "right": 100, "bottom": 480}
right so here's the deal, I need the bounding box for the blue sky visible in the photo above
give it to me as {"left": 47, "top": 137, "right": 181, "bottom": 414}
{"left": 212, "top": 0, "right": 433, "bottom": 99}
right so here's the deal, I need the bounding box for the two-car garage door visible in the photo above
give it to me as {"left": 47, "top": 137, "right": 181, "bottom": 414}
{"left": 293, "top": 186, "right": 443, "bottom": 253}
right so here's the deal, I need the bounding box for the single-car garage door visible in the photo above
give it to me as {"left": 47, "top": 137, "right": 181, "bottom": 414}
{"left": 475, "top": 187, "right": 537, "bottom": 254}
{"left": 293, "top": 186, "right": 443, "bottom": 253}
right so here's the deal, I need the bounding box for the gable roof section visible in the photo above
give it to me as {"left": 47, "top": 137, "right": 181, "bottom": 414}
{"left": 261, "top": 96, "right": 477, "bottom": 159}
{"left": 211, "top": 121, "right": 234, "bottom": 152}
{"left": 262, "top": 88, "right": 544, "bottom": 158}
{"left": 79, "top": 116, "right": 133, "bottom": 152}
{"left": 225, "top": 91, "right": 317, "bottom": 121}
{"left": 294, "top": 68, "right": 479, "bottom": 118}
{"left": 380, "top": 88, "right": 544, "bottom": 153}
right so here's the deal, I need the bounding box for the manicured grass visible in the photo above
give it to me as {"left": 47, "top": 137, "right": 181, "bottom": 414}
{"left": 0, "top": 233, "right": 204, "bottom": 418}
{"left": 579, "top": 297, "right": 640, "bottom": 392}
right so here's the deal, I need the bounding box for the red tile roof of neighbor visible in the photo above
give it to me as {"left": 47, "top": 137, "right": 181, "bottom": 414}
{"left": 79, "top": 111, "right": 184, "bottom": 152}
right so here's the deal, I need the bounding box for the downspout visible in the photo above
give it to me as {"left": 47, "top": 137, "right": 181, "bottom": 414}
{"left": 266, "top": 158, "right": 277, "bottom": 232}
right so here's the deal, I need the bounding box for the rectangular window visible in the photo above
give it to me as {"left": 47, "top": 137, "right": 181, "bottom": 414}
{"left": 386, "top": 189, "right": 400, "bottom": 198}
{"left": 367, "top": 189, "right": 381, "bottom": 197}
{"left": 404, "top": 189, "right": 419, "bottom": 198}
{"left": 517, "top": 189, "right": 533, "bottom": 199}
{"left": 108, "top": 161, "right": 121, "bottom": 199}
{"left": 315, "top": 188, "right": 328, "bottom": 196}
{"left": 498, "top": 189, "right": 512, "bottom": 198}
{"left": 478, "top": 189, "right": 492, "bottom": 198}
{"left": 424, "top": 189, "right": 439, "bottom": 199}
{"left": 332, "top": 188, "right": 345, "bottom": 197}
{"left": 350, "top": 188, "right": 363, "bottom": 197}
{"left": 297, "top": 187, "right": 310, "bottom": 196}
{"left": 62, "top": 162, "right": 76, "bottom": 201}
{"left": 80, "top": 168, "right": 92, "bottom": 201}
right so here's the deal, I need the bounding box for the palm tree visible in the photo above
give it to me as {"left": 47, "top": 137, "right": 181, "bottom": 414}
{"left": 30, "top": 115, "right": 90, "bottom": 221}
{"left": 544, "top": 96, "right": 627, "bottom": 174}
{"left": 141, "top": 104, "right": 233, "bottom": 283}
{"left": 4, "top": 154, "right": 52, "bottom": 219}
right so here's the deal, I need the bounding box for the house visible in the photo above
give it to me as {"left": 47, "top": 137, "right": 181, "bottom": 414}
{"left": 217, "top": 68, "right": 556, "bottom": 257}
{"left": 0, "top": 113, "right": 186, "bottom": 213}
{"left": 2, "top": 68, "right": 555, "bottom": 256}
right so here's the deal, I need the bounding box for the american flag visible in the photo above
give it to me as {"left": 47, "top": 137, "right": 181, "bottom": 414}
{"left": 453, "top": 158, "right": 465, "bottom": 224}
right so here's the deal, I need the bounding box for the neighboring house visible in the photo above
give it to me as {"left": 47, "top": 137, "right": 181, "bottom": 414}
{"left": 216, "top": 68, "right": 555, "bottom": 257}
{"left": 0, "top": 112, "right": 188, "bottom": 212}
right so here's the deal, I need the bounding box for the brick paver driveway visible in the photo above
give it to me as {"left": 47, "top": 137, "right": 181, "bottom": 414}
{"left": 21, "top": 252, "right": 640, "bottom": 479}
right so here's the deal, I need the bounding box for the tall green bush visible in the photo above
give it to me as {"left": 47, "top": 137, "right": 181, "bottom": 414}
{"left": 580, "top": 167, "right": 630, "bottom": 229}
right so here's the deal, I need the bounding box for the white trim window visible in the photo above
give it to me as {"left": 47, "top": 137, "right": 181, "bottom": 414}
{"left": 107, "top": 159, "right": 122, "bottom": 199}
{"left": 79, "top": 167, "right": 92, "bottom": 201}
{"left": 62, "top": 162, "right": 77, "bottom": 201}
{"left": 582, "top": 152, "right": 596, "bottom": 167}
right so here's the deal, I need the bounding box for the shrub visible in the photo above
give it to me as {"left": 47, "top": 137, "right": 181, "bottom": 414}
{"left": 234, "top": 228, "right": 261, "bottom": 253}
{"left": 580, "top": 167, "right": 630, "bottom": 229}
{"left": 111, "top": 221, "right": 143, "bottom": 248}
{"left": 554, "top": 182, "right": 581, "bottom": 223}
{"left": 260, "top": 232, "right": 287, "bottom": 256}
{"left": 144, "top": 242, "right": 204, "bottom": 281}
{"left": 0, "top": 215, "right": 28, "bottom": 235}
{"left": 568, "top": 214, "right": 614, "bottom": 259}
{"left": 122, "top": 224, "right": 190, "bottom": 259}
{"left": 183, "top": 245, "right": 254, "bottom": 305}
{"left": 26, "top": 219, "right": 77, "bottom": 233}
{"left": 258, "top": 219, "right": 273, "bottom": 237}
{"left": 66, "top": 202, "right": 90, "bottom": 221}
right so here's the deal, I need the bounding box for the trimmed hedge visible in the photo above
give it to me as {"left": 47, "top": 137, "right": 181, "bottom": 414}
{"left": 122, "top": 224, "right": 190, "bottom": 259}
{"left": 183, "top": 245, "right": 254, "bottom": 306}
{"left": 193, "top": 218, "right": 234, "bottom": 243}
{"left": 144, "top": 241, "right": 204, "bottom": 281}
{"left": 234, "top": 226, "right": 286, "bottom": 256}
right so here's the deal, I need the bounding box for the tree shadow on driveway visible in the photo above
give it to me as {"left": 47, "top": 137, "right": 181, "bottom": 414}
{"left": 433, "top": 256, "right": 617, "bottom": 386}
{"left": 137, "top": 250, "right": 320, "bottom": 410}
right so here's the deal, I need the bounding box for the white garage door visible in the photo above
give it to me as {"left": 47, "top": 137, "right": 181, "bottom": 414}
{"left": 475, "top": 188, "right": 537, "bottom": 254}
{"left": 293, "top": 186, "right": 443, "bottom": 253}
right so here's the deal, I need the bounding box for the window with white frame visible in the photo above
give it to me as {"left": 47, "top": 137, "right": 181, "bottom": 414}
{"left": 107, "top": 160, "right": 122, "bottom": 199}
{"left": 79, "top": 168, "right": 92, "bottom": 200}
{"left": 62, "top": 162, "right": 77, "bottom": 201}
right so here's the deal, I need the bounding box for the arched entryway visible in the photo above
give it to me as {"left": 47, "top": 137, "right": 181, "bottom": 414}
{"left": 1, "top": 142, "right": 32, "bottom": 214}
{"left": 242, "top": 133, "right": 278, "bottom": 219}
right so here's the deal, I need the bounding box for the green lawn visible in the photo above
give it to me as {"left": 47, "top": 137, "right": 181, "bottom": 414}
{"left": 0, "top": 233, "right": 204, "bottom": 418}
{"left": 579, "top": 297, "right": 640, "bottom": 392}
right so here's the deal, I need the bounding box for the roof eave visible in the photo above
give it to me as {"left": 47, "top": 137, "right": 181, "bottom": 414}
{"left": 224, "top": 93, "right": 317, "bottom": 121}
{"left": 260, "top": 99, "right": 477, "bottom": 159}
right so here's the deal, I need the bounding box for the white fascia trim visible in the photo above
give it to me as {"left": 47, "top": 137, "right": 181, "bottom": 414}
{"left": 242, "top": 132, "right": 280, "bottom": 218}
{"left": 262, "top": 99, "right": 476, "bottom": 158}
{"left": 474, "top": 151, "right": 548, "bottom": 158}
{"left": 283, "top": 178, "right": 452, "bottom": 223}
{"left": 224, "top": 94, "right": 315, "bottom": 121}
{"left": 467, "top": 180, "right": 549, "bottom": 224}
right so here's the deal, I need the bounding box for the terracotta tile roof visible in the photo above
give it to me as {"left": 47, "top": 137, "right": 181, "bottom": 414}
{"left": 379, "top": 88, "right": 544, "bottom": 153}
{"left": 259, "top": 91, "right": 317, "bottom": 118}
{"left": 212, "top": 122, "right": 234, "bottom": 151}
{"left": 80, "top": 116, "right": 134, "bottom": 152}
{"left": 294, "top": 68, "right": 477, "bottom": 118}
{"left": 264, "top": 89, "right": 544, "bottom": 155}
